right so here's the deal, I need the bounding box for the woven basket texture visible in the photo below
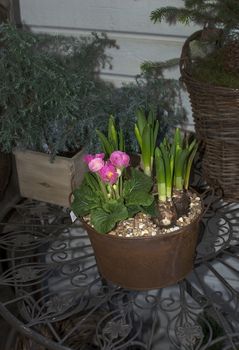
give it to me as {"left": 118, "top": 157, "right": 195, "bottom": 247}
{"left": 0, "top": 152, "right": 11, "bottom": 199}
{"left": 180, "top": 30, "right": 239, "bottom": 201}
{"left": 223, "top": 41, "right": 239, "bottom": 74}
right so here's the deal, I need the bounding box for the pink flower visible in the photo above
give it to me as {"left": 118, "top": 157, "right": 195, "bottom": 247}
{"left": 110, "top": 151, "right": 130, "bottom": 168}
{"left": 83, "top": 153, "right": 105, "bottom": 165}
{"left": 88, "top": 158, "right": 105, "bottom": 172}
{"left": 99, "top": 163, "right": 118, "bottom": 184}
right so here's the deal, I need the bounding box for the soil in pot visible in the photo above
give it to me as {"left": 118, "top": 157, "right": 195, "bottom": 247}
{"left": 84, "top": 191, "right": 201, "bottom": 238}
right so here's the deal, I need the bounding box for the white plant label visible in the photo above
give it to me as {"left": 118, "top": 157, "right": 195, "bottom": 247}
{"left": 70, "top": 211, "right": 77, "bottom": 223}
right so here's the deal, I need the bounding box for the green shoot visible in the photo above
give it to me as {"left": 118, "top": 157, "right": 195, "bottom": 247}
{"left": 174, "top": 148, "right": 188, "bottom": 190}
{"left": 108, "top": 115, "right": 118, "bottom": 150}
{"left": 154, "top": 128, "right": 199, "bottom": 203}
{"left": 96, "top": 130, "right": 114, "bottom": 156}
{"left": 142, "top": 124, "right": 152, "bottom": 176}
{"left": 173, "top": 128, "right": 185, "bottom": 191}
{"left": 155, "top": 147, "right": 166, "bottom": 202}
{"left": 135, "top": 108, "right": 159, "bottom": 177}
{"left": 160, "top": 142, "right": 172, "bottom": 199}
{"left": 97, "top": 115, "right": 125, "bottom": 157}
{"left": 134, "top": 124, "right": 142, "bottom": 149}
{"left": 135, "top": 108, "right": 147, "bottom": 135}
{"left": 84, "top": 172, "right": 99, "bottom": 192}
{"left": 174, "top": 127, "right": 182, "bottom": 148}
{"left": 170, "top": 139, "right": 175, "bottom": 183}
{"left": 184, "top": 140, "right": 198, "bottom": 190}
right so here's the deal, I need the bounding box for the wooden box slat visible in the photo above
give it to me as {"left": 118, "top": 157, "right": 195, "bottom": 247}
{"left": 14, "top": 149, "right": 86, "bottom": 207}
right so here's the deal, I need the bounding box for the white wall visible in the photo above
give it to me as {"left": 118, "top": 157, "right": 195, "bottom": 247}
{"left": 19, "top": 0, "right": 198, "bottom": 127}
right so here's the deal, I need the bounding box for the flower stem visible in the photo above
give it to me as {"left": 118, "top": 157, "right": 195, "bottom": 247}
{"left": 96, "top": 174, "right": 109, "bottom": 200}
{"left": 113, "top": 183, "right": 120, "bottom": 199}
{"left": 119, "top": 176, "right": 123, "bottom": 197}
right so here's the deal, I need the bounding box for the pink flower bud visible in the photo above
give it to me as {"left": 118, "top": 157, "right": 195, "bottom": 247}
{"left": 99, "top": 163, "right": 118, "bottom": 184}
{"left": 88, "top": 158, "right": 105, "bottom": 172}
{"left": 110, "top": 151, "right": 130, "bottom": 168}
{"left": 95, "top": 153, "right": 105, "bottom": 159}
{"left": 83, "top": 154, "right": 94, "bottom": 164}
{"left": 83, "top": 153, "right": 105, "bottom": 165}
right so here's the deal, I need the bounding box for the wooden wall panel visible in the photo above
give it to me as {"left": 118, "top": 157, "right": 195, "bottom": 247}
{"left": 19, "top": 0, "right": 197, "bottom": 127}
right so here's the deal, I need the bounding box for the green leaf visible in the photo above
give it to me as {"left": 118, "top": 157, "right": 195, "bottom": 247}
{"left": 155, "top": 147, "right": 165, "bottom": 185}
{"left": 147, "top": 109, "right": 155, "bottom": 125}
{"left": 71, "top": 181, "right": 102, "bottom": 217}
{"left": 96, "top": 130, "right": 113, "bottom": 156}
{"left": 174, "top": 128, "right": 182, "bottom": 148}
{"left": 160, "top": 143, "right": 172, "bottom": 198}
{"left": 91, "top": 202, "right": 128, "bottom": 234}
{"left": 188, "top": 138, "right": 197, "bottom": 154}
{"left": 153, "top": 120, "right": 159, "bottom": 147}
{"left": 118, "top": 128, "right": 125, "bottom": 151}
{"left": 102, "top": 198, "right": 122, "bottom": 212}
{"left": 84, "top": 172, "right": 100, "bottom": 192}
{"left": 123, "top": 168, "right": 153, "bottom": 196}
{"left": 170, "top": 138, "right": 176, "bottom": 176}
{"left": 127, "top": 205, "right": 141, "bottom": 217}
{"left": 123, "top": 168, "right": 153, "bottom": 207}
{"left": 135, "top": 108, "right": 146, "bottom": 135}
{"left": 155, "top": 147, "right": 166, "bottom": 201}
{"left": 134, "top": 124, "right": 142, "bottom": 149}
{"left": 175, "top": 148, "right": 188, "bottom": 178}
{"left": 141, "top": 124, "right": 151, "bottom": 174}
{"left": 184, "top": 141, "right": 198, "bottom": 190}
{"left": 141, "top": 200, "right": 157, "bottom": 217}
{"left": 126, "top": 191, "right": 154, "bottom": 207}
{"left": 108, "top": 115, "right": 118, "bottom": 150}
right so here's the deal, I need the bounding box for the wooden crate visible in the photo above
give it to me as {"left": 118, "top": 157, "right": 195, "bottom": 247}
{"left": 13, "top": 149, "right": 86, "bottom": 207}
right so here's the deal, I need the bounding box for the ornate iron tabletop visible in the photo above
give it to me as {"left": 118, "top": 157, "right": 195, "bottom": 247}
{"left": 0, "top": 178, "right": 239, "bottom": 349}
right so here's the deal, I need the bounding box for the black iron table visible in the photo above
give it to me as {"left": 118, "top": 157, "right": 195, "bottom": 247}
{"left": 0, "top": 183, "right": 239, "bottom": 349}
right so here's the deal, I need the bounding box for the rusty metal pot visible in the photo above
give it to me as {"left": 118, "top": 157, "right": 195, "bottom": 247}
{"left": 81, "top": 198, "right": 203, "bottom": 290}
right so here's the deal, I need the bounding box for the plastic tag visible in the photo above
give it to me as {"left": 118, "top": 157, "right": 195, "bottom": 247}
{"left": 70, "top": 211, "right": 77, "bottom": 223}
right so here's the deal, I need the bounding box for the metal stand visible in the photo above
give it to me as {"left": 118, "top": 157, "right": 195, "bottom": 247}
{"left": 0, "top": 183, "right": 239, "bottom": 349}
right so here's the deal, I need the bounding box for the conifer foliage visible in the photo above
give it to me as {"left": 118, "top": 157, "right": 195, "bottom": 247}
{"left": 151, "top": 0, "right": 239, "bottom": 81}
{"left": 151, "top": 0, "right": 239, "bottom": 38}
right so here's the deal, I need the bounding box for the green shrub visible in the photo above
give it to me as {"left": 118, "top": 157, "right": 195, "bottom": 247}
{"left": 0, "top": 24, "right": 116, "bottom": 158}
{"left": 0, "top": 24, "right": 186, "bottom": 158}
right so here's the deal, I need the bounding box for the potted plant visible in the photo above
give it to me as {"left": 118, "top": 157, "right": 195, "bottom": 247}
{"left": 0, "top": 24, "right": 117, "bottom": 206}
{"left": 150, "top": 0, "right": 239, "bottom": 201}
{"left": 71, "top": 114, "right": 202, "bottom": 290}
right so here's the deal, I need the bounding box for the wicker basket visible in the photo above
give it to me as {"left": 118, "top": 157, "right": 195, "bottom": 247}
{"left": 180, "top": 30, "right": 239, "bottom": 201}
{"left": 0, "top": 151, "right": 11, "bottom": 200}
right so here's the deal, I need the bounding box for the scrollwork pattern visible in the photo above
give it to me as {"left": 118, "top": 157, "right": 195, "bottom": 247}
{"left": 0, "top": 193, "right": 239, "bottom": 349}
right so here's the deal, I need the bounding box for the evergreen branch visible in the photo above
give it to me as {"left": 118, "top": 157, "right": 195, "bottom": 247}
{"left": 150, "top": 7, "right": 196, "bottom": 25}
{"left": 151, "top": 1, "right": 239, "bottom": 30}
